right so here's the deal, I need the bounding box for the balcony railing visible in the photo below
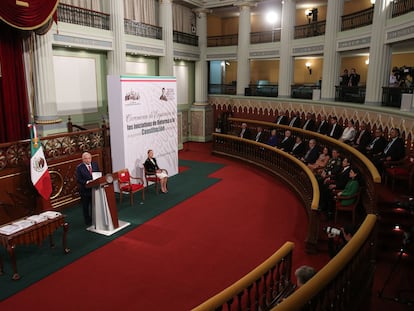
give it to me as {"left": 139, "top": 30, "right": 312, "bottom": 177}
{"left": 382, "top": 86, "right": 414, "bottom": 108}
{"left": 209, "top": 84, "right": 237, "bottom": 95}
{"left": 294, "top": 21, "right": 326, "bottom": 39}
{"left": 335, "top": 86, "right": 366, "bottom": 103}
{"left": 173, "top": 30, "right": 198, "bottom": 46}
{"left": 207, "top": 34, "right": 238, "bottom": 47}
{"left": 245, "top": 84, "right": 278, "bottom": 97}
{"left": 250, "top": 30, "right": 281, "bottom": 44}
{"left": 341, "top": 7, "right": 374, "bottom": 31}
{"left": 392, "top": 0, "right": 414, "bottom": 17}
{"left": 291, "top": 84, "right": 320, "bottom": 99}
{"left": 124, "top": 19, "right": 162, "bottom": 40}
{"left": 57, "top": 3, "right": 110, "bottom": 30}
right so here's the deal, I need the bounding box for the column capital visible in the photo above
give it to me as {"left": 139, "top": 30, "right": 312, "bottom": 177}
{"left": 233, "top": 1, "right": 257, "bottom": 10}
{"left": 193, "top": 8, "right": 211, "bottom": 18}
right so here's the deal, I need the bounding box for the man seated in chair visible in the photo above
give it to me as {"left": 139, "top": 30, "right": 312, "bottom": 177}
{"left": 144, "top": 149, "right": 169, "bottom": 193}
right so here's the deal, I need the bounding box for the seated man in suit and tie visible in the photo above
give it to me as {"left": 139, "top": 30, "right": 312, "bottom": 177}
{"left": 352, "top": 122, "right": 372, "bottom": 153}
{"left": 76, "top": 152, "right": 100, "bottom": 226}
{"left": 275, "top": 111, "right": 288, "bottom": 125}
{"left": 316, "top": 115, "right": 329, "bottom": 135}
{"left": 254, "top": 126, "right": 266, "bottom": 143}
{"left": 278, "top": 130, "right": 295, "bottom": 152}
{"left": 366, "top": 128, "right": 387, "bottom": 158}
{"left": 289, "top": 111, "right": 302, "bottom": 128}
{"left": 239, "top": 122, "right": 251, "bottom": 139}
{"left": 301, "top": 139, "right": 319, "bottom": 165}
{"left": 290, "top": 136, "right": 306, "bottom": 158}
{"left": 328, "top": 116, "right": 343, "bottom": 139}
{"left": 372, "top": 128, "right": 405, "bottom": 173}
{"left": 302, "top": 113, "right": 316, "bottom": 132}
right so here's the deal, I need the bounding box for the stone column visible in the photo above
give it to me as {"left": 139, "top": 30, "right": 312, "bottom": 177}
{"left": 320, "top": 0, "right": 344, "bottom": 101}
{"left": 365, "top": 0, "right": 391, "bottom": 106}
{"left": 189, "top": 9, "right": 213, "bottom": 144}
{"left": 193, "top": 9, "right": 210, "bottom": 104}
{"left": 159, "top": 0, "right": 174, "bottom": 76}
{"left": 107, "top": 0, "right": 125, "bottom": 75}
{"left": 235, "top": 2, "right": 254, "bottom": 95}
{"left": 25, "top": 31, "right": 61, "bottom": 133}
{"left": 278, "top": 0, "right": 295, "bottom": 98}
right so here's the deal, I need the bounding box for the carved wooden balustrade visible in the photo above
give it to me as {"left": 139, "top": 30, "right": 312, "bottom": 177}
{"left": 0, "top": 125, "right": 111, "bottom": 225}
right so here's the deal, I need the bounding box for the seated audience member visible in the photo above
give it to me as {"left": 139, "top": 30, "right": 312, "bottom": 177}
{"left": 239, "top": 122, "right": 251, "bottom": 139}
{"left": 339, "top": 120, "right": 356, "bottom": 144}
{"left": 328, "top": 224, "right": 357, "bottom": 258}
{"left": 278, "top": 130, "right": 295, "bottom": 152}
{"left": 288, "top": 111, "right": 301, "bottom": 128}
{"left": 352, "top": 122, "right": 372, "bottom": 153}
{"left": 316, "top": 115, "right": 329, "bottom": 135}
{"left": 319, "top": 157, "right": 351, "bottom": 215}
{"left": 335, "top": 167, "right": 360, "bottom": 206}
{"left": 301, "top": 139, "right": 319, "bottom": 165}
{"left": 295, "top": 265, "right": 316, "bottom": 288}
{"left": 317, "top": 148, "right": 342, "bottom": 181}
{"left": 302, "top": 113, "right": 315, "bottom": 131}
{"left": 254, "top": 126, "right": 266, "bottom": 143}
{"left": 290, "top": 136, "right": 306, "bottom": 158}
{"left": 144, "top": 149, "right": 169, "bottom": 193}
{"left": 366, "top": 128, "right": 387, "bottom": 158}
{"left": 308, "top": 146, "right": 330, "bottom": 174}
{"left": 275, "top": 111, "right": 288, "bottom": 125}
{"left": 267, "top": 129, "right": 278, "bottom": 147}
{"left": 373, "top": 128, "right": 406, "bottom": 173}
{"left": 328, "top": 116, "right": 343, "bottom": 139}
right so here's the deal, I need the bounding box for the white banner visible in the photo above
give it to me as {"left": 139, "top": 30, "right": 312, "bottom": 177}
{"left": 107, "top": 76, "right": 178, "bottom": 180}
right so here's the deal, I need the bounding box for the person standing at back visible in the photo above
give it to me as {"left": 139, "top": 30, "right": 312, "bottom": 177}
{"left": 76, "top": 152, "right": 100, "bottom": 226}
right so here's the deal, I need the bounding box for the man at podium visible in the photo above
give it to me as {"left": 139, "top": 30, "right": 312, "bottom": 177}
{"left": 76, "top": 152, "right": 100, "bottom": 226}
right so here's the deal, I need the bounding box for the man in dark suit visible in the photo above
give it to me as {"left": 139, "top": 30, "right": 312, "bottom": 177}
{"left": 288, "top": 111, "right": 302, "bottom": 128}
{"left": 366, "top": 129, "right": 387, "bottom": 158}
{"left": 290, "top": 136, "right": 306, "bottom": 158}
{"left": 278, "top": 130, "right": 295, "bottom": 152}
{"left": 316, "top": 115, "right": 329, "bottom": 135}
{"left": 275, "top": 111, "right": 288, "bottom": 125}
{"left": 254, "top": 126, "right": 266, "bottom": 143}
{"left": 76, "top": 152, "right": 100, "bottom": 226}
{"left": 302, "top": 113, "right": 316, "bottom": 131}
{"left": 382, "top": 128, "right": 405, "bottom": 162}
{"left": 348, "top": 68, "right": 360, "bottom": 86}
{"left": 352, "top": 122, "right": 372, "bottom": 154}
{"left": 239, "top": 123, "right": 251, "bottom": 139}
{"left": 301, "top": 139, "right": 319, "bottom": 164}
{"left": 328, "top": 116, "right": 343, "bottom": 139}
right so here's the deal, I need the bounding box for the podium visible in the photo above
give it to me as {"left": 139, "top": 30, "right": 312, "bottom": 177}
{"left": 86, "top": 173, "right": 130, "bottom": 236}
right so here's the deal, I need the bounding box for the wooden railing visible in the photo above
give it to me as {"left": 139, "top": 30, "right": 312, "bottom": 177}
{"left": 173, "top": 30, "right": 198, "bottom": 46}
{"left": 251, "top": 30, "right": 281, "bottom": 44}
{"left": 57, "top": 3, "right": 110, "bottom": 30}
{"left": 341, "top": 7, "right": 374, "bottom": 31}
{"left": 274, "top": 215, "right": 377, "bottom": 310}
{"left": 192, "top": 242, "right": 295, "bottom": 311}
{"left": 392, "top": 0, "right": 414, "bottom": 18}
{"left": 207, "top": 34, "right": 238, "bottom": 47}
{"left": 294, "top": 21, "right": 326, "bottom": 39}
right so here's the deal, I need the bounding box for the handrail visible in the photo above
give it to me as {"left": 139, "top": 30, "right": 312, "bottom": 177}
{"left": 273, "top": 214, "right": 377, "bottom": 310}
{"left": 192, "top": 242, "right": 295, "bottom": 311}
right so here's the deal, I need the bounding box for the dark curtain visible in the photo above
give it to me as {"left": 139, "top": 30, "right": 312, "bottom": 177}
{"left": 0, "top": 24, "right": 29, "bottom": 143}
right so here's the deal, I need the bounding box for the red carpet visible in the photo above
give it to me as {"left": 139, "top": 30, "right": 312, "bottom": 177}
{"left": 0, "top": 142, "right": 329, "bottom": 310}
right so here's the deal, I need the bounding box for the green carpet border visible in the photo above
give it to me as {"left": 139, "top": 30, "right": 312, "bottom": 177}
{"left": 0, "top": 160, "right": 224, "bottom": 301}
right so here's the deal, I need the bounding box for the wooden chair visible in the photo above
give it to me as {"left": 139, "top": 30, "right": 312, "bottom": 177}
{"left": 383, "top": 156, "right": 414, "bottom": 192}
{"left": 335, "top": 190, "right": 361, "bottom": 225}
{"left": 143, "top": 167, "right": 168, "bottom": 194}
{"left": 116, "top": 169, "right": 145, "bottom": 205}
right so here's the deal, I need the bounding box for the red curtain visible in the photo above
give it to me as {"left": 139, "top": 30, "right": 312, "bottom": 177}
{"left": 0, "top": 24, "right": 29, "bottom": 143}
{"left": 0, "top": 0, "right": 59, "bottom": 30}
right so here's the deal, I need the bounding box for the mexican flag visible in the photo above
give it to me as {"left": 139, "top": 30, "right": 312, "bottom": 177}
{"left": 29, "top": 124, "right": 52, "bottom": 200}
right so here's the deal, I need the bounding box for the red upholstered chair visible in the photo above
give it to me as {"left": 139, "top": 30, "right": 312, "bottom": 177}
{"left": 335, "top": 190, "right": 361, "bottom": 225}
{"left": 144, "top": 167, "right": 168, "bottom": 194}
{"left": 117, "top": 169, "right": 145, "bottom": 205}
{"left": 384, "top": 157, "right": 414, "bottom": 192}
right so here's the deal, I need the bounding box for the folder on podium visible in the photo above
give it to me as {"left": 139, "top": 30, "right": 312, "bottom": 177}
{"left": 86, "top": 173, "right": 130, "bottom": 236}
